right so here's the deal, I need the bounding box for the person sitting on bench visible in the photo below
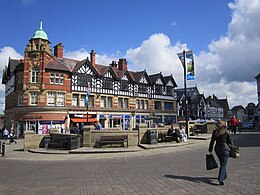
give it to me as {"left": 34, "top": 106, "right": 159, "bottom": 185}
{"left": 176, "top": 125, "right": 188, "bottom": 142}
{"left": 167, "top": 124, "right": 179, "bottom": 142}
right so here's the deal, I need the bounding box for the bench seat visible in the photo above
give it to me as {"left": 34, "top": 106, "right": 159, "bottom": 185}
{"left": 99, "top": 135, "right": 128, "bottom": 148}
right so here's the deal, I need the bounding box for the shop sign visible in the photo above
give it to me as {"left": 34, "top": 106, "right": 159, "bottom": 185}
{"left": 23, "top": 115, "right": 43, "bottom": 120}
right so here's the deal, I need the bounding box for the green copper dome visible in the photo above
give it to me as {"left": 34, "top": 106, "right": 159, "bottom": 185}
{"left": 32, "top": 20, "right": 48, "bottom": 40}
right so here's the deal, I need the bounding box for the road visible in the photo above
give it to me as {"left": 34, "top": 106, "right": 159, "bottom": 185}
{"left": 0, "top": 132, "right": 260, "bottom": 195}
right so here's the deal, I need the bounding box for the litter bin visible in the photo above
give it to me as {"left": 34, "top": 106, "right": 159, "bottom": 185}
{"left": 147, "top": 130, "right": 158, "bottom": 144}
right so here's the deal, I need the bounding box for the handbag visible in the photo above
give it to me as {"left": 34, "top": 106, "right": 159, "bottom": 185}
{"left": 206, "top": 154, "right": 218, "bottom": 170}
{"left": 229, "top": 145, "right": 240, "bottom": 158}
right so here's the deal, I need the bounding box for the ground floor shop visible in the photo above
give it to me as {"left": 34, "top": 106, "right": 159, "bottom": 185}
{"left": 8, "top": 110, "right": 177, "bottom": 135}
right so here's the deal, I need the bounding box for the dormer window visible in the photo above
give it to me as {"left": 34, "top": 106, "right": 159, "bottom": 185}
{"left": 31, "top": 66, "right": 39, "bottom": 83}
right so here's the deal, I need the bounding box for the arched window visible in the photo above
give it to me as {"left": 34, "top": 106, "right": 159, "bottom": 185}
{"left": 31, "top": 66, "right": 39, "bottom": 83}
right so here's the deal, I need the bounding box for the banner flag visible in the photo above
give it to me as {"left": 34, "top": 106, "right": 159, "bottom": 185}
{"left": 186, "top": 50, "right": 195, "bottom": 80}
{"left": 177, "top": 52, "right": 185, "bottom": 68}
{"left": 177, "top": 50, "right": 195, "bottom": 80}
{"left": 87, "top": 82, "right": 91, "bottom": 96}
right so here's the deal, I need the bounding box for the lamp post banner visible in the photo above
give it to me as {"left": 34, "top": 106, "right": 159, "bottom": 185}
{"left": 177, "top": 50, "right": 195, "bottom": 80}
{"left": 186, "top": 50, "right": 195, "bottom": 80}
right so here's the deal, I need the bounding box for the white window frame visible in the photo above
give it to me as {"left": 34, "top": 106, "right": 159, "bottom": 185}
{"left": 30, "top": 92, "right": 38, "bottom": 105}
{"left": 31, "top": 67, "right": 39, "bottom": 83}
{"left": 47, "top": 92, "right": 55, "bottom": 106}
{"left": 57, "top": 92, "right": 65, "bottom": 106}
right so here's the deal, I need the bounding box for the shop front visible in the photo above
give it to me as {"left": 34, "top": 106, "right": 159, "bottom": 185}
{"left": 14, "top": 113, "right": 66, "bottom": 135}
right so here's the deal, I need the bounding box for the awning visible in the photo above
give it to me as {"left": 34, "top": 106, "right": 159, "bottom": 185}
{"left": 70, "top": 118, "right": 98, "bottom": 123}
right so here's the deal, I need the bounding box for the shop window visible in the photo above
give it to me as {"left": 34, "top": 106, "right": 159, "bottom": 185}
{"left": 30, "top": 92, "right": 38, "bottom": 105}
{"left": 72, "top": 94, "right": 79, "bottom": 107}
{"left": 31, "top": 67, "right": 39, "bottom": 83}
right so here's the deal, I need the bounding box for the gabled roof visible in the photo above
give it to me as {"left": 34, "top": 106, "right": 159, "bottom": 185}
{"left": 164, "top": 75, "right": 177, "bottom": 87}
{"left": 46, "top": 57, "right": 76, "bottom": 72}
{"left": 231, "top": 105, "right": 244, "bottom": 111}
{"left": 149, "top": 72, "right": 165, "bottom": 85}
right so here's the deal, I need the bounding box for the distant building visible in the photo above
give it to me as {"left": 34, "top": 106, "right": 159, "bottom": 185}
{"left": 175, "top": 87, "right": 206, "bottom": 120}
{"left": 230, "top": 105, "right": 245, "bottom": 123}
{"left": 205, "top": 96, "right": 224, "bottom": 120}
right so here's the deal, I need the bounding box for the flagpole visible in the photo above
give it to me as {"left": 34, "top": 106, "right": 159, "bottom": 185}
{"left": 183, "top": 50, "right": 189, "bottom": 138}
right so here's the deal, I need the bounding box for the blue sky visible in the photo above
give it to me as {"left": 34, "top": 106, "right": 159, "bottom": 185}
{"left": 0, "top": 0, "right": 260, "bottom": 113}
{"left": 1, "top": 0, "right": 231, "bottom": 55}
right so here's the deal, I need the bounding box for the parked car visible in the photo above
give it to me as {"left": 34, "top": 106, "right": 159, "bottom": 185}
{"left": 242, "top": 122, "right": 254, "bottom": 129}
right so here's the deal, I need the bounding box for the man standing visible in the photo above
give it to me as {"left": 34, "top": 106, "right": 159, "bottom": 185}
{"left": 229, "top": 115, "right": 238, "bottom": 134}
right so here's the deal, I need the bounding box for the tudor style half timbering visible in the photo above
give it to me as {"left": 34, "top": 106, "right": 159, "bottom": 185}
{"left": 2, "top": 21, "right": 178, "bottom": 136}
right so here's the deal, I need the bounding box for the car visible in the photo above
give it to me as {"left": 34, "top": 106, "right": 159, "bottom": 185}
{"left": 242, "top": 122, "right": 253, "bottom": 129}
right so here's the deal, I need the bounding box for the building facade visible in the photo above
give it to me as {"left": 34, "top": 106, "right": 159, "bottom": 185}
{"left": 255, "top": 73, "right": 260, "bottom": 129}
{"left": 1, "top": 21, "right": 178, "bottom": 136}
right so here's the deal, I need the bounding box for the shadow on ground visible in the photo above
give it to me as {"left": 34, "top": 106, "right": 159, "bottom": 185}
{"left": 231, "top": 133, "right": 260, "bottom": 147}
{"left": 164, "top": 174, "right": 219, "bottom": 186}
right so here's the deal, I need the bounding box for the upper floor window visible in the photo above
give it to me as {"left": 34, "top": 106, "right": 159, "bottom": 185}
{"left": 80, "top": 95, "right": 86, "bottom": 107}
{"left": 118, "top": 98, "right": 123, "bottom": 109}
{"left": 124, "top": 98, "right": 129, "bottom": 109}
{"left": 50, "top": 73, "right": 64, "bottom": 85}
{"left": 154, "top": 101, "right": 162, "bottom": 110}
{"left": 144, "top": 100, "right": 148, "bottom": 109}
{"left": 139, "top": 84, "right": 147, "bottom": 93}
{"left": 17, "top": 72, "right": 23, "bottom": 85}
{"left": 30, "top": 92, "right": 38, "bottom": 105}
{"left": 164, "top": 102, "right": 173, "bottom": 111}
{"left": 88, "top": 95, "right": 94, "bottom": 108}
{"left": 155, "top": 85, "right": 162, "bottom": 95}
{"left": 31, "top": 67, "right": 39, "bottom": 83}
{"left": 136, "top": 99, "right": 140, "bottom": 109}
{"left": 47, "top": 92, "right": 55, "bottom": 106}
{"left": 100, "top": 96, "right": 107, "bottom": 108}
{"left": 120, "top": 81, "right": 129, "bottom": 91}
{"left": 18, "top": 92, "right": 23, "bottom": 106}
{"left": 103, "top": 78, "right": 113, "bottom": 89}
{"left": 108, "top": 97, "right": 113, "bottom": 109}
{"left": 72, "top": 94, "right": 79, "bottom": 107}
{"left": 57, "top": 92, "right": 65, "bottom": 106}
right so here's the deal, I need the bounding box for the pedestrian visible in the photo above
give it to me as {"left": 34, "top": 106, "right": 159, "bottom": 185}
{"left": 176, "top": 124, "right": 188, "bottom": 142}
{"left": 167, "top": 124, "right": 179, "bottom": 142}
{"left": 208, "top": 120, "right": 232, "bottom": 186}
{"left": 3, "top": 128, "right": 9, "bottom": 140}
{"left": 9, "top": 130, "right": 17, "bottom": 144}
{"left": 229, "top": 115, "right": 238, "bottom": 134}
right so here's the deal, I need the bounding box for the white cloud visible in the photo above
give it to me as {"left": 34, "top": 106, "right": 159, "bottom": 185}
{"left": 123, "top": 0, "right": 260, "bottom": 108}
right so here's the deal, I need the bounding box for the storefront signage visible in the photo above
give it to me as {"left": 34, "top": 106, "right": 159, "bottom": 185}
{"left": 23, "top": 115, "right": 43, "bottom": 120}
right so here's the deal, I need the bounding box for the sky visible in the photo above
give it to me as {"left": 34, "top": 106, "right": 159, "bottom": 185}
{"left": 0, "top": 0, "right": 259, "bottom": 114}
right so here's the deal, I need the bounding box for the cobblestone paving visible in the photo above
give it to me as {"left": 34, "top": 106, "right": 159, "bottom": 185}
{"left": 0, "top": 133, "right": 260, "bottom": 195}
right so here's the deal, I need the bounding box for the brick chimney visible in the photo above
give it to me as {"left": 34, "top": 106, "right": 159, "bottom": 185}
{"left": 118, "top": 58, "right": 127, "bottom": 71}
{"left": 54, "top": 43, "right": 64, "bottom": 58}
{"left": 90, "top": 49, "right": 96, "bottom": 66}
{"left": 110, "top": 61, "right": 117, "bottom": 68}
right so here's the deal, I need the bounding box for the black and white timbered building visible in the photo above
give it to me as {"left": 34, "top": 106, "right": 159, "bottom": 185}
{"left": 1, "top": 21, "right": 178, "bottom": 135}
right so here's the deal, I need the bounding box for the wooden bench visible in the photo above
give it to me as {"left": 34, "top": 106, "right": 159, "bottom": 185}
{"left": 99, "top": 135, "right": 128, "bottom": 148}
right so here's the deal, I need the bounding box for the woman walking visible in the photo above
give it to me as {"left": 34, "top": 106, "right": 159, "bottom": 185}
{"left": 208, "top": 120, "right": 232, "bottom": 185}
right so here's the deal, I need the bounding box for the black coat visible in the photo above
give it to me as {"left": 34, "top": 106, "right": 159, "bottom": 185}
{"left": 209, "top": 130, "right": 232, "bottom": 154}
